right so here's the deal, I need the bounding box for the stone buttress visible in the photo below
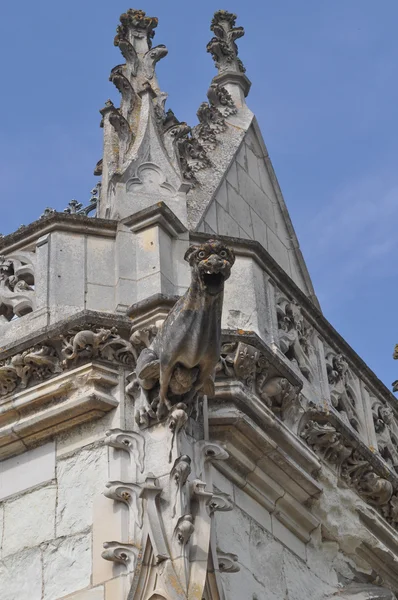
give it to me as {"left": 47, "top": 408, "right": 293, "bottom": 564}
{"left": 0, "top": 8, "right": 398, "bottom": 600}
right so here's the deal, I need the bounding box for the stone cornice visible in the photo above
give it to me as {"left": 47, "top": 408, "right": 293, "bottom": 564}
{"left": 122, "top": 202, "right": 187, "bottom": 236}
{"left": 0, "top": 361, "right": 119, "bottom": 460}
{"left": 0, "top": 310, "right": 131, "bottom": 360}
{"left": 0, "top": 213, "right": 117, "bottom": 254}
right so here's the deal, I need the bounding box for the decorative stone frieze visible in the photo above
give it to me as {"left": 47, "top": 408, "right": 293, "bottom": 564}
{"left": 0, "top": 345, "right": 61, "bottom": 396}
{"left": 325, "top": 349, "right": 361, "bottom": 432}
{"left": 216, "top": 338, "right": 303, "bottom": 430}
{"left": 300, "top": 412, "right": 398, "bottom": 526}
{"left": 276, "top": 293, "right": 314, "bottom": 382}
{"left": 0, "top": 253, "right": 35, "bottom": 322}
{"left": 0, "top": 325, "right": 135, "bottom": 398}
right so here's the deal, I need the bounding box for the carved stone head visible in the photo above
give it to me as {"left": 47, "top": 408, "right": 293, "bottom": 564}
{"left": 184, "top": 240, "right": 235, "bottom": 296}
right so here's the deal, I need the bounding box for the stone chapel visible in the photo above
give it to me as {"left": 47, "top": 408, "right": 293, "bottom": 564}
{"left": 1, "top": 8, "right": 398, "bottom": 600}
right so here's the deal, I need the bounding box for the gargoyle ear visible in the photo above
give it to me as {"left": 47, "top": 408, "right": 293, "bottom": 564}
{"left": 184, "top": 245, "right": 198, "bottom": 265}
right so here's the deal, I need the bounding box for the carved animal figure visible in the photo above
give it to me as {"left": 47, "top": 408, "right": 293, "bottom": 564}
{"left": 65, "top": 328, "right": 113, "bottom": 361}
{"left": 136, "top": 239, "right": 235, "bottom": 418}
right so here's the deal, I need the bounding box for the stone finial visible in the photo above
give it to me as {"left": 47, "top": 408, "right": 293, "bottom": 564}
{"left": 207, "top": 10, "right": 245, "bottom": 74}
{"left": 206, "top": 10, "right": 251, "bottom": 102}
{"left": 112, "top": 9, "right": 167, "bottom": 97}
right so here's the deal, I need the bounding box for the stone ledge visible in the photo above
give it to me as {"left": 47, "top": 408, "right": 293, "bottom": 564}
{"left": 209, "top": 402, "right": 321, "bottom": 543}
{"left": 0, "top": 213, "right": 117, "bottom": 254}
{"left": 0, "top": 362, "right": 119, "bottom": 460}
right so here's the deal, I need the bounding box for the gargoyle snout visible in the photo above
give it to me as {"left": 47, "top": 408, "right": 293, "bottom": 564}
{"left": 204, "top": 255, "right": 224, "bottom": 272}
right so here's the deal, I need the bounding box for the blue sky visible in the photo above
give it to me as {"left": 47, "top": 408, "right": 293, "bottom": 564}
{"left": 1, "top": 1, "right": 397, "bottom": 390}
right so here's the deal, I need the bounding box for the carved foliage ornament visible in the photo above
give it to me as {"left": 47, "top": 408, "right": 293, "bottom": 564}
{"left": 0, "top": 254, "right": 35, "bottom": 322}
{"left": 276, "top": 295, "right": 313, "bottom": 382}
{"left": 0, "top": 326, "right": 137, "bottom": 397}
{"left": 325, "top": 350, "right": 360, "bottom": 432}
{"left": 207, "top": 10, "right": 246, "bottom": 74}
{"left": 301, "top": 419, "right": 396, "bottom": 523}
{"left": 216, "top": 340, "right": 302, "bottom": 428}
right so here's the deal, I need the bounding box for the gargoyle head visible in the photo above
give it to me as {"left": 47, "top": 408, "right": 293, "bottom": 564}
{"left": 184, "top": 240, "right": 235, "bottom": 296}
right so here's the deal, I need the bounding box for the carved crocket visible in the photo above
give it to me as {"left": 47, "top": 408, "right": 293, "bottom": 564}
{"left": 135, "top": 239, "right": 235, "bottom": 419}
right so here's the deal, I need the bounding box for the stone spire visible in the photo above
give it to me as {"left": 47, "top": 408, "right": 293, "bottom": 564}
{"left": 97, "top": 9, "right": 190, "bottom": 223}
{"left": 96, "top": 9, "right": 249, "bottom": 225}
{"left": 206, "top": 10, "right": 251, "bottom": 106}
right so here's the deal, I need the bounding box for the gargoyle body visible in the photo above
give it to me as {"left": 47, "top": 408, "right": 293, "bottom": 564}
{"left": 135, "top": 239, "right": 235, "bottom": 419}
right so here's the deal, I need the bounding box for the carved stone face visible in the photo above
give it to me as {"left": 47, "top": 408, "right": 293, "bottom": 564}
{"left": 184, "top": 240, "right": 235, "bottom": 296}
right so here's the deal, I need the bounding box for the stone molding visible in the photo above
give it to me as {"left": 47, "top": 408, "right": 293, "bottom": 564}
{"left": 0, "top": 361, "right": 119, "bottom": 459}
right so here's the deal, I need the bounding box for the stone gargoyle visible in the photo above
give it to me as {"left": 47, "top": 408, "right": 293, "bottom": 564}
{"left": 134, "top": 239, "right": 235, "bottom": 421}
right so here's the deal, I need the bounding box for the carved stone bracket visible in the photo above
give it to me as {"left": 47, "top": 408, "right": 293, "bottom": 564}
{"left": 216, "top": 550, "right": 240, "bottom": 573}
{"left": 104, "top": 480, "right": 143, "bottom": 528}
{"left": 102, "top": 541, "right": 138, "bottom": 569}
{"left": 105, "top": 428, "right": 145, "bottom": 474}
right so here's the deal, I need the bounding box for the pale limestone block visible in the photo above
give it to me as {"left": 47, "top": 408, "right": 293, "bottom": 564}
{"left": 35, "top": 234, "right": 50, "bottom": 310}
{"left": 158, "top": 228, "right": 174, "bottom": 286}
{"left": 214, "top": 505, "right": 251, "bottom": 568}
{"left": 115, "top": 229, "right": 137, "bottom": 281}
{"left": 226, "top": 159, "right": 239, "bottom": 192}
{"left": 234, "top": 486, "right": 272, "bottom": 533}
{"left": 216, "top": 203, "right": 240, "bottom": 238}
{"left": 273, "top": 202, "right": 293, "bottom": 247}
{"left": 3, "top": 484, "right": 56, "bottom": 557}
{"left": 246, "top": 145, "right": 262, "bottom": 189}
{"left": 0, "top": 441, "right": 55, "bottom": 501}
{"left": 203, "top": 201, "right": 218, "bottom": 233}
{"left": 48, "top": 232, "right": 85, "bottom": 308}
{"left": 0, "top": 547, "right": 42, "bottom": 600}
{"left": 56, "top": 446, "right": 107, "bottom": 537}
{"left": 283, "top": 550, "right": 337, "bottom": 600}
{"left": 116, "top": 277, "right": 137, "bottom": 310}
{"left": 258, "top": 157, "right": 277, "bottom": 201}
{"left": 245, "top": 126, "right": 264, "bottom": 158}
{"left": 248, "top": 524, "right": 286, "bottom": 594}
{"left": 87, "top": 237, "right": 115, "bottom": 286}
{"left": 204, "top": 222, "right": 216, "bottom": 234}
{"left": 92, "top": 494, "right": 127, "bottom": 585}
{"left": 227, "top": 184, "right": 253, "bottom": 238}
{"left": 215, "top": 180, "right": 228, "bottom": 210}
{"left": 288, "top": 249, "right": 308, "bottom": 292}
{"left": 172, "top": 236, "right": 190, "bottom": 291}
{"left": 235, "top": 141, "right": 247, "bottom": 171}
{"left": 43, "top": 532, "right": 91, "bottom": 600}
{"left": 267, "top": 228, "right": 292, "bottom": 276}
{"left": 160, "top": 273, "right": 175, "bottom": 296}
{"left": 0, "top": 504, "right": 3, "bottom": 557}
{"left": 306, "top": 534, "right": 339, "bottom": 587}
{"left": 272, "top": 517, "right": 306, "bottom": 561}
{"left": 223, "top": 256, "right": 268, "bottom": 341}
{"left": 105, "top": 575, "right": 129, "bottom": 600}
{"left": 238, "top": 226, "right": 252, "bottom": 240}
{"left": 251, "top": 209, "right": 268, "bottom": 249}
{"left": 220, "top": 563, "right": 272, "bottom": 600}
{"left": 211, "top": 466, "right": 234, "bottom": 499}
{"left": 56, "top": 413, "right": 119, "bottom": 458}
{"left": 135, "top": 227, "right": 161, "bottom": 281}
{"left": 237, "top": 163, "right": 276, "bottom": 228}
{"left": 86, "top": 284, "right": 115, "bottom": 312}
{"left": 64, "top": 587, "right": 104, "bottom": 600}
